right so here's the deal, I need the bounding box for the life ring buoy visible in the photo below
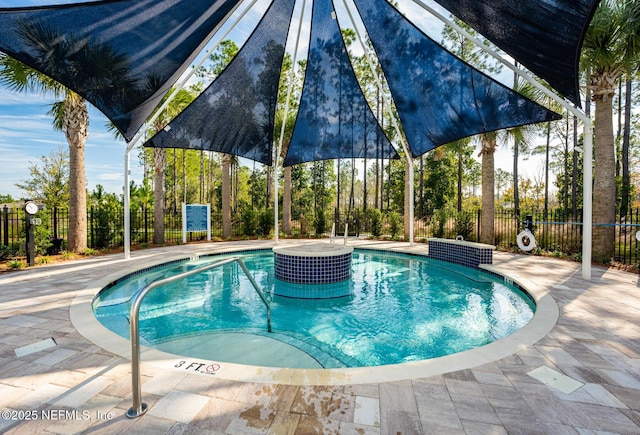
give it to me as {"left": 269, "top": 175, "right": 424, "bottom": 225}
{"left": 517, "top": 229, "right": 536, "bottom": 252}
{"left": 456, "top": 235, "right": 464, "bottom": 241}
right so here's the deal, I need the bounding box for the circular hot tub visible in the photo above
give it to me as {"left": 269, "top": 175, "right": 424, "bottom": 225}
{"left": 273, "top": 243, "right": 353, "bottom": 286}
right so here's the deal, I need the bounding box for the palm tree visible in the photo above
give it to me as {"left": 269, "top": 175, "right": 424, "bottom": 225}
{"left": 479, "top": 132, "right": 497, "bottom": 245}
{"left": 1, "top": 18, "right": 140, "bottom": 253}
{"left": 581, "top": 0, "right": 640, "bottom": 262}
{"left": 151, "top": 147, "right": 165, "bottom": 244}
{"left": 0, "top": 55, "right": 89, "bottom": 252}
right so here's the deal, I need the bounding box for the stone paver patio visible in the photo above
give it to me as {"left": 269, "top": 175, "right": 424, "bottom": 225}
{"left": 0, "top": 239, "right": 639, "bottom": 434}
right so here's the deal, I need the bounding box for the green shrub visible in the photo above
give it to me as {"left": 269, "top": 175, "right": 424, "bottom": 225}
{"left": 388, "top": 212, "right": 402, "bottom": 239}
{"left": 37, "top": 256, "right": 50, "bottom": 265}
{"left": 0, "top": 245, "right": 14, "bottom": 261}
{"left": 367, "top": 209, "right": 383, "bottom": 237}
{"left": 33, "top": 217, "right": 53, "bottom": 256}
{"left": 258, "top": 209, "right": 274, "bottom": 237}
{"left": 314, "top": 209, "right": 327, "bottom": 237}
{"left": 454, "top": 210, "right": 475, "bottom": 241}
{"left": 241, "top": 209, "right": 258, "bottom": 236}
{"left": 299, "top": 215, "right": 309, "bottom": 236}
{"left": 8, "top": 259, "right": 25, "bottom": 270}
{"left": 92, "top": 206, "right": 116, "bottom": 248}
{"left": 433, "top": 208, "right": 449, "bottom": 238}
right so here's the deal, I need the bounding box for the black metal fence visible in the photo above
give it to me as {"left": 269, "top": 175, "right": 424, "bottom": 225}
{"left": 2, "top": 204, "right": 639, "bottom": 266}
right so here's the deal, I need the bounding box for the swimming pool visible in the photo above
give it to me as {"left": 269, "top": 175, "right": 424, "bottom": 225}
{"left": 92, "top": 248, "right": 535, "bottom": 369}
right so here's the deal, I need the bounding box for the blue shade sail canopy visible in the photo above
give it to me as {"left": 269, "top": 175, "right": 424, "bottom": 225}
{"left": 431, "top": 0, "right": 600, "bottom": 106}
{"left": 0, "top": 0, "right": 243, "bottom": 142}
{"left": 283, "top": 0, "right": 399, "bottom": 166}
{"left": 352, "top": 0, "right": 562, "bottom": 158}
{"left": 143, "top": 0, "right": 296, "bottom": 166}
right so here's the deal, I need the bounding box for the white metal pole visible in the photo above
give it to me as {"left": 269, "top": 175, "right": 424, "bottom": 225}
{"left": 121, "top": 0, "right": 259, "bottom": 258}
{"left": 408, "top": 156, "right": 414, "bottom": 245}
{"left": 124, "top": 152, "right": 131, "bottom": 259}
{"left": 582, "top": 121, "right": 593, "bottom": 280}
{"left": 274, "top": 0, "right": 308, "bottom": 243}
{"left": 274, "top": 161, "right": 279, "bottom": 243}
{"left": 340, "top": 0, "right": 414, "bottom": 245}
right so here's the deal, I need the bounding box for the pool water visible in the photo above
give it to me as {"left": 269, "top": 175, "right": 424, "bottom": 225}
{"left": 93, "top": 249, "right": 535, "bottom": 368}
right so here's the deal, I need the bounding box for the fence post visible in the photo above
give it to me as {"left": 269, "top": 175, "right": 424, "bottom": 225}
{"left": 2, "top": 205, "right": 8, "bottom": 246}
{"left": 89, "top": 206, "right": 94, "bottom": 249}
{"left": 629, "top": 209, "right": 638, "bottom": 263}
{"left": 144, "top": 207, "right": 148, "bottom": 244}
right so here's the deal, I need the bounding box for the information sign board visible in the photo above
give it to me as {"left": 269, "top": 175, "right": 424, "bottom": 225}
{"left": 182, "top": 203, "right": 211, "bottom": 243}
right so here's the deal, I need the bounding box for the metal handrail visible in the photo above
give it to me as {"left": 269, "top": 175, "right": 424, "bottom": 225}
{"left": 126, "top": 256, "right": 271, "bottom": 418}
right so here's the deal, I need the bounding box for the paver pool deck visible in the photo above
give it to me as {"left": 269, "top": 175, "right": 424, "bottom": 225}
{"left": 0, "top": 239, "right": 639, "bottom": 434}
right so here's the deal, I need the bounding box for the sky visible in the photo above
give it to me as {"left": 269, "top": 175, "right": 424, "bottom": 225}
{"left": 0, "top": 0, "right": 553, "bottom": 201}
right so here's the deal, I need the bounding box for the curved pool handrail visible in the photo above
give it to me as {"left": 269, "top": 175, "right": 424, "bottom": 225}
{"left": 126, "top": 256, "right": 271, "bottom": 418}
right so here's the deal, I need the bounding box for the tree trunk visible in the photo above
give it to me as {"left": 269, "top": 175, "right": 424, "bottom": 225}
{"left": 222, "top": 153, "right": 232, "bottom": 238}
{"left": 544, "top": 122, "right": 551, "bottom": 220}
{"left": 591, "top": 72, "right": 617, "bottom": 262}
{"left": 199, "top": 150, "right": 204, "bottom": 203}
{"left": 480, "top": 134, "right": 496, "bottom": 245}
{"left": 348, "top": 158, "right": 355, "bottom": 223}
{"left": 65, "top": 95, "right": 88, "bottom": 253}
{"left": 182, "top": 150, "right": 186, "bottom": 205}
{"left": 336, "top": 159, "right": 341, "bottom": 225}
{"left": 513, "top": 138, "right": 519, "bottom": 216}
{"left": 572, "top": 116, "right": 578, "bottom": 221}
{"left": 172, "top": 149, "right": 177, "bottom": 213}
{"left": 420, "top": 156, "right": 425, "bottom": 217}
{"left": 563, "top": 117, "right": 570, "bottom": 214}
{"left": 386, "top": 158, "right": 391, "bottom": 210}
{"left": 153, "top": 148, "right": 165, "bottom": 245}
{"left": 621, "top": 77, "right": 632, "bottom": 217}
{"left": 374, "top": 161, "right": 379, "bottom": 210}
{"left": 282, "top": 166, "right": 292, "bottom": 234}
{"left": 363, "top": 158, "right": 367, "bottom": 212}
{"left": 457, "top": 148, "right": 463, "bottom": 213}
{"left": 404, "top": 156, "right": 411, "bottom": 240}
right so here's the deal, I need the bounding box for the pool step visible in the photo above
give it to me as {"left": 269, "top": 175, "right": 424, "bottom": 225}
{"left": 150, "top": 330, "right": 349, "bottom": 369}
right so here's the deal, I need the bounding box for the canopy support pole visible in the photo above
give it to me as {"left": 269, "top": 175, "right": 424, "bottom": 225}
{"left": 582, "top": 125, "right": 593, "bottom": 280}
{"left": 124, "top": 152, "right": 131, "bottom": 258}
{"left": 340, "top": 0, "right": 414, "bottom": 245}
{"left": 274, "top": 0, "right": 308, "bottom": 243}
{"left": 407, "top": 155, "right": 415, "bottom": 245}
{"left": 411, "top": 0, "right": 592, "bottom": 278}
{"left": 122, "top": 0, "right": 260, "bottom": 259}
